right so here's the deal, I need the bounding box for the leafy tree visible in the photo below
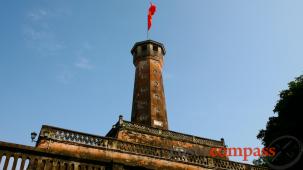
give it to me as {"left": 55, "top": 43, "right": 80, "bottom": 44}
{"left": 255, "top": 75, "right": 303, "bottom": 168}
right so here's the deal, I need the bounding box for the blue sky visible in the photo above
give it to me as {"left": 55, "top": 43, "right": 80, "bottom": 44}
{"left": 1, "top": 0, "right": 303, "bottom": 163}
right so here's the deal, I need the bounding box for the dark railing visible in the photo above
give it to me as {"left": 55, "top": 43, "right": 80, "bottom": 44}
{"left": 38, "top": 125, "right": 268, "bottom": 170}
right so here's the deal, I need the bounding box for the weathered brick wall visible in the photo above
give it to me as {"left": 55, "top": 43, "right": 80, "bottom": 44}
{"left": 36, "top": 139, "right": 211, "bottom": 170}
{"left": 117, "top": 129, "right": 226, "bottom": 160}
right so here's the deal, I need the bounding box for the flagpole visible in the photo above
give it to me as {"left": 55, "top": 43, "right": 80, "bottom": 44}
{"left": 147, "top": 3, "right": 149, "bottom": 40}
{"left": 147, "top": 26, "right": 149, "bottom": 40}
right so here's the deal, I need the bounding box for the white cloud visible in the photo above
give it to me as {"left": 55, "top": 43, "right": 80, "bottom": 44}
{"left": 83, "top": 42, "right": 93, "bottom": 50}
{"left": 23, "top": 8, "right": 65, "bottom": 57}
{"left": 27, "top": 9, "right": 47, "bottom": 21}
{"left": 24, "top": 8, "right": 94, "bottom": 84}
{"left": 56, "top": 69, "right": 73, "bottom": 84}
{"left": 74, "top": 57, "right": 94, "bottom": 70}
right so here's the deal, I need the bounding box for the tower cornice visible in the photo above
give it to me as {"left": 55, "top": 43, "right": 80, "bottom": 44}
{"left": 131, "top": 40, "right": 166, "bottom": 55}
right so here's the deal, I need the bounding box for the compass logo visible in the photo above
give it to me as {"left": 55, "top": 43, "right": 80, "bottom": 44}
{"left": 263, "top": 135, "right": 303, "bottom": 170}
{"left": 209, "top": 146, "right": 276, "bottom": 161}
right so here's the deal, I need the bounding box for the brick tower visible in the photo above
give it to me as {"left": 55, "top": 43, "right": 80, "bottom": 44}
{"left": 131, "top": 40, "right": 168, "bottom": 130}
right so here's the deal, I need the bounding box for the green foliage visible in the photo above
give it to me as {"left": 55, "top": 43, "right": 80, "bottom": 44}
{"left": 257, "top": 75, "right": 303, "bottom": 145}
{"left": 255, "top": 75, "right": 303, "bottom": 167}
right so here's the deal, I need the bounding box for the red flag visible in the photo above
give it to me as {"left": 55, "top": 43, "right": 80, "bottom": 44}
{"left": 148, "top": 3, "right": 156, "bottom": 30}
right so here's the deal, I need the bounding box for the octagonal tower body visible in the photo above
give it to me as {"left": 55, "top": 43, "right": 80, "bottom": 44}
{"left": 131, "top": 40, "right": 168, "bottom": 130}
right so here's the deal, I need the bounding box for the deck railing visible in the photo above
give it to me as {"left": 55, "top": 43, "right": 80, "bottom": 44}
{"left": 0, "top": 141, "right": 108, "bottom": 170}
{"left": 36, "top": 125, "right": 268, "bottom": 170}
